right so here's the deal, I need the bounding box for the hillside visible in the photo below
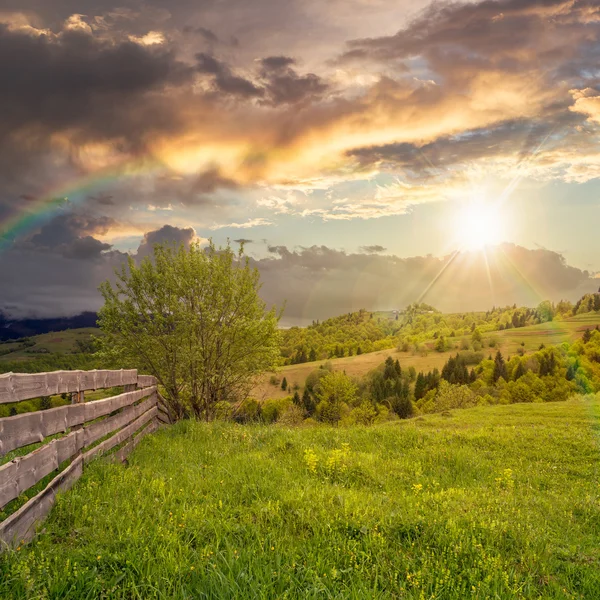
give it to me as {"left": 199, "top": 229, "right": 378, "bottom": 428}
{"left": 254, "top": 312, "right": 600, "bottom": 400}
{"left": 2, "top": 398, "right": 599, "bottom": 598}
{"left": 0, "top": 328, "right": 98, "bottom": 363}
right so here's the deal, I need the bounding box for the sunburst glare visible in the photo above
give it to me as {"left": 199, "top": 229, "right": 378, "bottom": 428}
{"left": 453, "top": 200, "right": 505, "bottom": 251}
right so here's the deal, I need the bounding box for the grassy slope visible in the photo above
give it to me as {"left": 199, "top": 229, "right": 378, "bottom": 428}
{"left": 0, "top": 328, "right": 98, "bottom": 363}
{"left": 2, "top": 398, "right": 600, "bottom": 599}
{"left": 255, "top": 313, "right": 600, "bottom": 399}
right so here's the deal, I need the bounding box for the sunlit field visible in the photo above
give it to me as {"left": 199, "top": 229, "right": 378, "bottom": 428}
{"left": 2, "top": 397, "right": 599, "bottom": 599}
{"left": 253, "top": 312, "right": 600, "bottom": 400}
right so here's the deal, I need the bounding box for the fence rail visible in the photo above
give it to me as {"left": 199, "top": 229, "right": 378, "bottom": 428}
{"left": 0, "top": 369, "right": 168, "bottom": 550}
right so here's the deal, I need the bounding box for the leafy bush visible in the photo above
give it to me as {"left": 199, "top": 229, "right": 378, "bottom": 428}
{"left": 261, "top": 397, "right": 293, "bottom": 424}
{"left": 233, "top": 398, "right": 261, "bottom": 423}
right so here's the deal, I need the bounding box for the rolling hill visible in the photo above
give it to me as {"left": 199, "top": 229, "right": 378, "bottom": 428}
{"left": 253, "top": 312, "right": 600, "bottom": 399}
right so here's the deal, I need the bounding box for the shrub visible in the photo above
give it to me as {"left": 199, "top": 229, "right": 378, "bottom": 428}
{"left": 261, "top": 397, "right": 293, "bottom": 424}
{"left": 345, "top": 402, "right": 378, "bottom": 425}
{"left": 213, "top": 400, "right": 234, "bottom": 420}
{"left": 428, "top": 381, "right": 477, "bottom": 413}
{"left": 277, "top": 404, "right": 304, "bottom": 426}
{"left": 233, "top": 398, "right": 261, "bottom": 423}
{"left": 457, "top": 351, "right": 484, "bottom": 365}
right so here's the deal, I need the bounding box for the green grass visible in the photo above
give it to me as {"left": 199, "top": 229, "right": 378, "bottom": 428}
{"left": 2, "top": 398, "right": 600, "bottom": 598}
{"left": 0, "top": 328, "right": 98, "bottom": 363}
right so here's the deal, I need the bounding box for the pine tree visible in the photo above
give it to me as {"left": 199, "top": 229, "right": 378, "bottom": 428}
{"left": 293, "top": 391, "right": 301, "bottom": 405}
{"left": 383, "top": 356, "right": 396, "bottom": 380}
{"left": 309, "top": 348, "right": 317, "bottom": 362}
{"left": 583, "top": 328, "right": 592, "bottom": 343}
{"left": 414, "top": 372, "right": 426, "bottom": 400}
{"left": 394, "top": 359, "right": 401, "bottom": 377}
{"left": 281, "top": 377, "right": 288, "bottom": 391}
{"left": 302, "top": 388, "right": 315, "bottom": 415}
{"left": 493, "top": 351, "right": 508, "bottom": 383}
{"left": 514, "top": 361, "right": 526, "bottom": 381}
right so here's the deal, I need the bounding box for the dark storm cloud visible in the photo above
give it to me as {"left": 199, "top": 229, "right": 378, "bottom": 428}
{"left": 184, "top": 26, "right": 219, "bottom": 44}
{"left": 253, "top": 244, "right": 597, "bottom": 324}
{"left": 262, "top": 69, "right": 328, "bottom": 106}
{"left": 196, "top": 52, "right": 264, "bottom": 98}
{"left": 259, "top": 56, "right": 297, "bottom": 73}
{"left": 341, "top": 0, "right": 599, "bottom": 73}
{"left": 19, "top": 213, "right": 116, "bottom": 259}
{"left": 347, "top": 114, "right": 583, "bottom": 172}
{"left": 0, "top": 224, "right": 198, "bottom": 317}
{"left": 195, "top": 51, "right": 328, "bottom": 105}
{"left": 0, "top": 26, "right": 192, "bottom": 139}
{"left": 136, "top": 224, "right": 197, "bottom": 258}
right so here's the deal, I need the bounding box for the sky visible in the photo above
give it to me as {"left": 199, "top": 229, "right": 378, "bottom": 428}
{"left": 0, "top": 0, "right": 599, "bottom": 324}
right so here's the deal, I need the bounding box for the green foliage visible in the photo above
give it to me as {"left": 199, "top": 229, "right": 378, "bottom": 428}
{"left": 261, "top": 397, "right": 293, "bottom": 424}
{"left": 314, "top": 371, "right": 357, "bottom": 424}
{"left": 233, "top": 398, "right": 261, "bottom": 423}
{"left": 536, "top": 300, "right": 555, "bottom": 323}
{"left": 98, "top": 240, "right": 281, "bottom": 420}
{"left": 418, "top": 380, "right": 478, "bottom": 413}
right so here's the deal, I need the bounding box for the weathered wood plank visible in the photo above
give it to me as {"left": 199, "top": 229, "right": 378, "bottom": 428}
{"left": 83, "top": 407, "right": 158, "bottom": 464}
{"left": 109, "top": 419, "right": 158, "bottom": 464}
{"left": 0, "top": 370, "right": 138, "bottom": 404}
{"left": 0, "top": 455, "right": 83, "bottom": 549}
{"left": 83, "top": 395, "right": 157, "bottom": 448}
{"left": 137, "top": 375, "right": 156, "bottom": 388}
{"left": 157, "top": 409, "right": 171, "bottom": 425}
{"left": 0, "top": 386, "right": 156, "bottom": 457}
{"left": 0, "top": 429, "right": 85, "bottom": 509}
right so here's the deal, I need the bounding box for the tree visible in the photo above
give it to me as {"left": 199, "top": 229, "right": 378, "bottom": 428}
{"left": 98, "top": 240, "right": 281, "bottom": 420}
{"left": 536, "top": 300, "right": 554, "bottom": 323}
{"left": 309, "top": 348, "right": 317, "bottom": 362}
{"left": 315, "top": 371, "right": 357, "bottom": 424}
{"left": 281, "top": 377, "right": 288, "bottom": 391}
{"left": 302, "top": 388, "right": 316, "bottom": 415}
{"left": 471, "top": 328, "right": 482, "bottom": 344}
{"left": 583, "top": 328, "right": 592, "bottom": 343}
{"left": 435, "top": 336, "right": 447, "bottom": 352}
{"left": 492, "top": 350, "right": 508, "bottom": 383}
{"left": 513, "top": 361, "right": 526, "bottom": 381}
{"left": 292, "top": 391, "right": 301, "bottom": 406}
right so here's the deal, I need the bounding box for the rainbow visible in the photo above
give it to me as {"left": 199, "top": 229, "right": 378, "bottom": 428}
{"left": 0, "top": 156, "right": 161, "bottom": 251}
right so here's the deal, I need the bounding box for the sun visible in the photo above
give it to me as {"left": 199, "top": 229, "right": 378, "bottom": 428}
{"left": 453, "top": 201, "right": 505, "bottom": 251}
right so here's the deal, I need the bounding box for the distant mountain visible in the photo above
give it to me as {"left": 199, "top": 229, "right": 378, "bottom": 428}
{"left": 0, "top": 312, "right": 98, "bottom": 341}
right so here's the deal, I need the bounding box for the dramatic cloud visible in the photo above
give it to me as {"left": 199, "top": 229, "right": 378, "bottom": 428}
{"left": 136, "top": 224, "right": 197, "bottom": 258}
{"left": 0, "top": 0, "right": 599, "bottom": 317}
{"left": 0, "top": 218, "right": 595, "bottom": 322}
{"left": 254, "top": 244, "right": 597, "bottom": 325}
{"left": 0, "top": 222, "right": 200, "bottom": 317}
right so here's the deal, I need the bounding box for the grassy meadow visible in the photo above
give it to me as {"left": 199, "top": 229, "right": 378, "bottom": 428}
{"left": 254, "top": 313, "right": 600, "bottom": 399}
{"left": 0, "top": 329, "right": 98, "bottom": 364}
{"left": 2, "top": 397, "right": 600, "bottom": 599}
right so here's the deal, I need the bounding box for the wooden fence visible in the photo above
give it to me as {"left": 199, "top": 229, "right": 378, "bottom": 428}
{"left": 0, "top": 369, "right": 170, "bottom": 550}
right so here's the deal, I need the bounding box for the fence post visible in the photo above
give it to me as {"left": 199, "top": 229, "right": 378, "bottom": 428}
{"left": 70, "top": 390, "right": 85, "bottom": 469}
